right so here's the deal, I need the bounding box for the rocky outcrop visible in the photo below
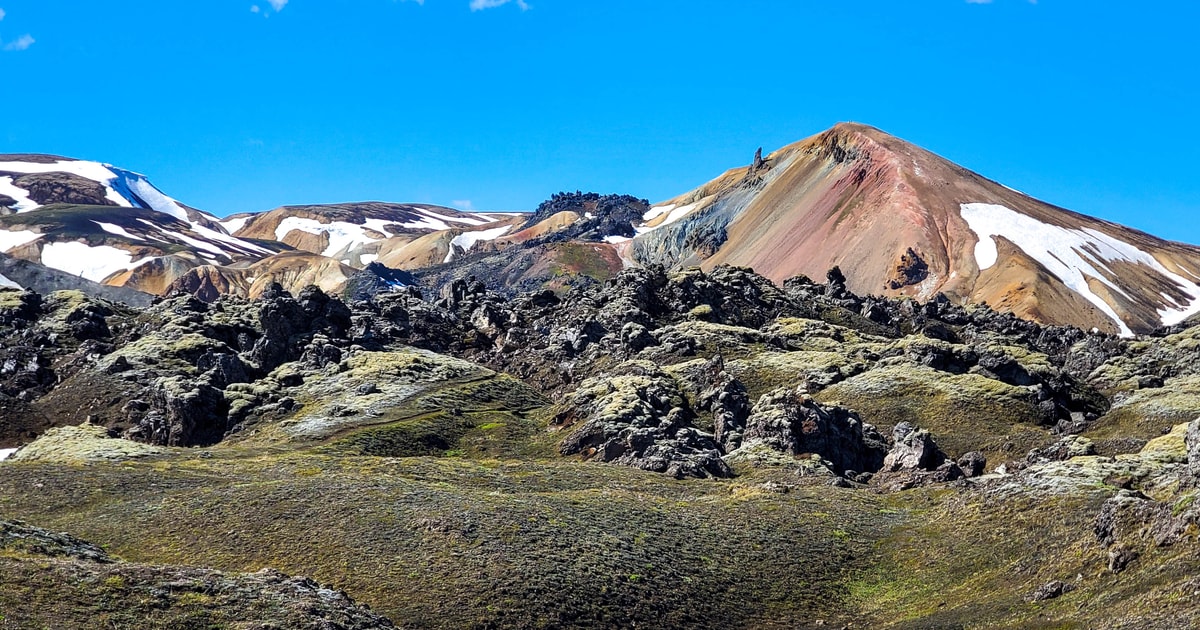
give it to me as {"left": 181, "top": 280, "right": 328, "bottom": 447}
{"left": 1, "top": 519, "right": 113, "bottom": 563}
{"left": 880, "top": 422, "right": 947, "bottom": 472}
{"left": 741, "top": 387, "right": 887, "bottom": 477}
{"left": 887, "top": 247, "right": 929, "bottom": 290}
{"left": 7, "top": 172, "right": 119, "bottom": 207}
{"left": 873, "top": 422, "right": 963, "bottom": 490}
{"left": 519, "top": 192, "right": 650, "bottom": 243}
{"left": 554, "top": 365, "right": 731, "bottom": 479}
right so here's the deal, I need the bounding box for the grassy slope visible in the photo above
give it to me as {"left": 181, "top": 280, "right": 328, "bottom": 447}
{"left": 0, "top": 449, "right": 894, "bottom": 629}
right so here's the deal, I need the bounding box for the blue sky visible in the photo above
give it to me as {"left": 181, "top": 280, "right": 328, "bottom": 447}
{"left": 1, "top": 1, "right": 1198, "bottom": 244}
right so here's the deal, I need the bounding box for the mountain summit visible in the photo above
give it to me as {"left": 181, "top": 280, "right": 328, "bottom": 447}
{"left": 631, "top": 123, "right": 1200, "bottom": 335}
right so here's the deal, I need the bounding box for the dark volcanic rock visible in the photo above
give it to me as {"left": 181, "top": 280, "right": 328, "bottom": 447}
{"left": 521, "top": 191, "right": 650, "bottom": 242}
{"left": 742, "top": 387, "right": 887, "bottom": 476}
{"left": 8, "top": 172, "right": 119, "bottom": 207}
{"left": 1026, "top": 580, "right": 1076, "bottom": 602}
{"left": 555, "top": 365, "right": 731, "bottom": 479}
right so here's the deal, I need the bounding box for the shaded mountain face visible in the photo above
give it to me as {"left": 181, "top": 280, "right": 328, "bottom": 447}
{"left": 630, "top": 124, "right": 1200, "bottom": 335}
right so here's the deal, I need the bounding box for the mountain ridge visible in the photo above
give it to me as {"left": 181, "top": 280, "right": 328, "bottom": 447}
{"left": 2, "top": 125, "right": 1198, "bottom": 336}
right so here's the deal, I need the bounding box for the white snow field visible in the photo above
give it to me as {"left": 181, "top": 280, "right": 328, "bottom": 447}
{"left": 444, "top": 225, "right": 513, "bottom": 263}
{"left": 40, "top": 242, "right": 153, "bottom": 283}
{"left": 961, "top": 202, "right": 1200, "bottom": 336}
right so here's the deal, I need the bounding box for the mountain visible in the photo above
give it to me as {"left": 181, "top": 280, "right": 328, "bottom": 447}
{"left": 0, "top": 154, "right": 281, "bottom": 293}
{"left": 228, "top": 202, "right": 519, "bottom": 267}
{"left": 630, "top": 123, "right": 1200, "bottom": 335}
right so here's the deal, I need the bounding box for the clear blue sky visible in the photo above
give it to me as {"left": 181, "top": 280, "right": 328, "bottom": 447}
{"left": 1, "top": 1, "right": 1197, "bottom": 243}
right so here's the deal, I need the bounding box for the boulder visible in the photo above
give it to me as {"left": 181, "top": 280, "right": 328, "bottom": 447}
{"left": 556, "top": 368, "right": 731, "bottom": 479}
{"left": 740, "top": 387, "right": 887, "bottom": 476}
{"left": 1026, "top": 580, "right": 1076, "bottom": 603}
{"left": 957, "top": 451, "right": 987, "bottom": 477}
{"left": 881, "top": 422, "right": 946, "bottom": 472}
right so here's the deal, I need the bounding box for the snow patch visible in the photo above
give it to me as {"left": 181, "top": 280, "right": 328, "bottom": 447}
{"left": 41, "top": 241, "right": 153, "bottom": 282}
{"left": 0, "top": 176, "right": 38, "bottom": 212}
{"left": 360, "top": 254, "right": 378, "bottom": 265}
{"left": 0, "top": 447, "right": 16, "bottom": 461}
{"left": 419, "top": 209, "right": 488, "bottom": 227}
{"left": 658, "top": 202, "right": 699, "bottom": 227}
{"left": 192, "top": 223, "right": 273, "bottom": 255}
{"left": 93, "top": 221, "right": 144, "bottom": 241}
{"left": 0, "top": 273, "right": 20, "bottom": 289}
{"left": 0, "top": 229, "right": 41, "bottom": 252}
{"left": 603, "top": 235, "right": 631, "bottom": 244}
{"left": 219, "top": 216, "right": 250, "bottom": 234}
{"left": 275, "top": 217, "right": 396, "bottom": 258}
{"left": 960, "top": 203, "right": 1200, "bottom": 336}
{"left": 116, "top": 170, "right": 188, "bottom": 221}
{"left": 449, "top": 225, "right": 511, "bottom": 253}
{"left": 443, "top": 225, "right": 512, "bottom": 264}
{"left": 643, "top": 204, "right": 675, "bottom": 222}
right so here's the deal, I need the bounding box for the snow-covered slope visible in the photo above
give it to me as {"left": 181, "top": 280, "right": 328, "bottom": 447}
{"left": 961, "top": 203, "right": 1200, "bottom": 336}
{"left": 0, "top": 155, "right": 282, "bottom": 293}
{"left": 0, "top": 154, "right": 271, "bottom": 257}
{"left": 234, "top": 202, "right": 516, "bottom": 268}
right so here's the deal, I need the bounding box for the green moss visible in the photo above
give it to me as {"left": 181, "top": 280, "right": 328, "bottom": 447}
{"left": 817, "top": 365, "right": 1050, "bottom": 462}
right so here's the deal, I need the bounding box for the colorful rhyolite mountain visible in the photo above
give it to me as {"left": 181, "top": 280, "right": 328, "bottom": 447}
{"left": 630, "top": 123, "right": 1200, "bottom": 335}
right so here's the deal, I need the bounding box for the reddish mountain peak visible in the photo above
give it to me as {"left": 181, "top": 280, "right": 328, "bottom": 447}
{"left": 635, "top": 124, "right": 1200, "bottom": 335}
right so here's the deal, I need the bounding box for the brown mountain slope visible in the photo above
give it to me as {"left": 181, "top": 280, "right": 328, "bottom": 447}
{"left": 166, "top": 251, "right": 361, "bottom": 301}
{"left": 231, "top": 202, "right": 513, "bottom": 268}
{"left": 632, "top": 123, "right": 1200, "bottom": 335}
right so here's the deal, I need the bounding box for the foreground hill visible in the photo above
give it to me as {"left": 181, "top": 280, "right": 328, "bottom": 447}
{"left": 2, "top": 263, "right": 1200, "bottom": 626}
{"left": 631, "top": 123, "right": 1200, "bottom": 335}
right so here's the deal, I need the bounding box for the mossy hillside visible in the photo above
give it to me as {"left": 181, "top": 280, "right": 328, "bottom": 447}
{"left": 1085, "top": 326, "right": 1200, "bottom": 393}
{"left": 816, "top": 365, "right": 1051, "bottom": 464}
{"left": 991, "top": 423, "right": 1190, "bottom": 500}
{"left": 638, "top": 320, "right": 787, "bottom": 365}
{"left": 0, "top": 453, "right": 895, "bottom": 629}
{"left": 1083, "top": 374, "right": 1200, "bottom": 455}
{"left": 725, "top": 350, "right": 869, "bottom": 400}
{"left": 851, "top": 489, "right": 1116, "bottom": 629}
{"left": 242, "top": 349, "right": 550, "bottom": 458}
{"left": 0, "top": 520, "right": 391, "bottom": 630}
{"left": 0, "top": 287, "right": 26, "bottom": 312}
{"left": 855, "top": 433, "right": 1200, "bottom": 630}
{"left": 9, "top": 423, "right": 169, "bottom": 464}
{"left": 766, "top": 316, "right": 888, "bottom": 351}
